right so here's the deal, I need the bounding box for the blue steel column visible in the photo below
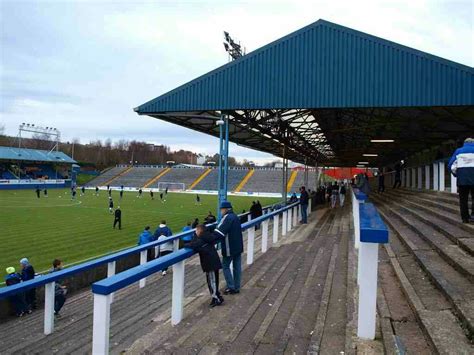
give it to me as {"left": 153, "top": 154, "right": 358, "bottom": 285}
{"left": 217, "top": 114, "right": 229, "bottom": 219}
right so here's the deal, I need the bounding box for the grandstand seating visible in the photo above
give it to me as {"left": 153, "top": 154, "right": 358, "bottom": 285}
{"left": 85, "top": 166, "right": 130, "bottom": 186}
{"left": 112, "top": 167, "right": 164, "bottom": 188}
{"left": 243, "top": 169, "right": 282, "bottom": 193}
{"left": 292, "top": 170, "right": 318, "bottom": 192}
{"left": 158, "top": 167, "right": 205, "bottom": 189}
{"left": 191, "top": 168, "right": 248, "bottom": 191}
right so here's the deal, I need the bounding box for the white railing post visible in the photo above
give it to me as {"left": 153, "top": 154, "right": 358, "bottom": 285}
{"left": 411, "top": 168, "right": 416, "bottom": 189}
{"left": 92, "top": 293, "right": 111, "bottom": 355}
{"left": 439, "top": 161, "right": 445, "bottom": 192}
{"left": 353, "top": 194, "right": 360, "bottom": 250}
{"left": 451, "top": 174, "right": 457, "bottom": 193}
{"left": 425, "top": 165, "right": 430, "bottom": 190}
{"left": 407, "top": 169, "right": 411, "bottom": 188}
{"left": 273, "top": 214, "right": 279, "bottom": 244}
{"left": 139, "top": 250, "right": 147, "bottom": 288}
{"left": 293, "top": 206, "right": 298, "bottom": 226}
{"left": 173, "top": 239, "right": 179, "bottom": 252}
{"left": 247, "top": 227, "right": 255, "bottom": 264}
{"left": 417, "top": 167, "right": 422, "bottom": 189}
{"left": 262, "top": 220, "right": 269, "bottom": 253}
{"left": 247, "top": 214, "right": 251, "bottom": 222}
{"left": 288, "top": 208, "right": 292, "bottom": 231}
{"left": 357, "top": 242, "right": 379, "bottom": 340}
{"left": 282, "top": 211, "right": 287, "bottom": 236}
{"left": 171, "top": 260, "right": 185, "bottom": 325}
{"left": 401, "top": 169, "right": 406, "bottom": 187}
{"left": 433, "top": 162, "right": 439, "bottom": 191}
{"left": 107, "top": 261, "right": 116, "bottom": 303}
{"left": 44, "top": 282, "right": 55, "bottom": 335}
{"left": 308, "top": 199, "right": 312, "bottom": 216}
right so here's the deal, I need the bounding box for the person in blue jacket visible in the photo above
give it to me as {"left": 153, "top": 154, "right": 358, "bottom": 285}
{"left": 214, "top": 201, "right": 243, "bottom": 295}
{"left": 5, "top": 267, "right": 29, "bottom": 317}
{"left": 20, "top": 258, "right": 37, "bottom": 310}
{"left": 138, "top": 226, "right": 154, "bottom": 260}
{"left": 449, "top": 137, "right": 474, "bottom": 223}
{"left": 181, "top": 222, "right": 193, "bottom": 243}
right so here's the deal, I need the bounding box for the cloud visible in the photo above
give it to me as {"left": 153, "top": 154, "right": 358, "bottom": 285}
{"left": 1, "top": 0, "right": 472, "bottom": 166}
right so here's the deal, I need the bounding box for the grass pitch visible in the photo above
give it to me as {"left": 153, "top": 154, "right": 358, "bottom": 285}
{"left": 0, "top": 189, "right": 279, "bottom": 278}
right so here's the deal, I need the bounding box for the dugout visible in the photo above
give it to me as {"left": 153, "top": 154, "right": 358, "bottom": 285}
{"left": 0, "top": 146, "right": 77, "bottom": 190}
{"left": 135, "top": 19, "right": 473, "bottom": 209}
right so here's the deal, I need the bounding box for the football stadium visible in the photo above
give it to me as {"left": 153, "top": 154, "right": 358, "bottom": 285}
{"left": 1, "top": 2, "right": 473, "bottom": 355}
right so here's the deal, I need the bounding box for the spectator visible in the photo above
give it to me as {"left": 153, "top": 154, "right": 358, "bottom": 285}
{"left": 35, "top": 186, "right": 41, "bottom": 199}
{"left": 138, "top": 226, "right": 154, "bottom": 261}
{"left": 113, "top": 206, "right": 122, "bottom": 230}
{"left": 156, "top": 220, "right": 174, "bottom": 275}
{"left": 339, "top": 182, "right": 347, "bottom": 207}
{"left": 299, "top": 186, "right": 309, "bottom": 224}
{"left": 50, "top": 259, "right": 67, "bottom": 317}
{"left": 181, "top": 222, "right": 193, "bottom": 243}
{"left": 249, "top": 201, "right": 258, "bottom": 220}
{"left": 331, "top": 182, "right": 339, "bottom": 208}
{"left": 393, "top": 163, "right": 402, "bottom": 188}
{"left": 239, "top": 210, "right": 247, "bottom": 225}
{"left": 256, "top": 201, "right": 263, "bottom": 217}
{"left": 5, "top": 267, "right": 29, "bottom": 317}
{"left": 214, "top": 201, "right": 243, "bottom": 295}
{"left": 191, "top": 218, "right": 199, "bottom": 229}
{"left": 20, "top": 258, "right": 36, "bottom": 310}
{"left": 449, "top": 137, "right": 474, "bottom": 223}
{"left": 289, "top": 193, "right": 298, "bottom": 203}
{"left": 44, "top": 188, "right": 48, "bottom": 197}
{"left": 378, "top": 170, "right": 385, "bottom": 193}
{"left": 204, "top": 211, "right": 217, "bottom": 224}
{"left": 185, "top": 225, "right": 224, "bottom": 307}
{"left": 95, "top": 186, "right": 99, "bottom": 196}
{"left": 356, "top": 173, "right": 371, "bottom": 196}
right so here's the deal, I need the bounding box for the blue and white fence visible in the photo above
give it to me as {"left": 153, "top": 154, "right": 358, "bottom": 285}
{"left": 90, "top": 201, "right": 302, "bottom": 354}
{"left": 351, "top": 187, "right": 389, "bottom": 340}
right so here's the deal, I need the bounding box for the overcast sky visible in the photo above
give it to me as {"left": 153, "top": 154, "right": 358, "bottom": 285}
{"left": 1, "top": 0, "right": 472, "bottom": 164}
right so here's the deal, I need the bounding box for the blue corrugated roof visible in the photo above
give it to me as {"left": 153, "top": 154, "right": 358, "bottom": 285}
{"left": 136, "top": 19, "right": 473, "bottom": 113}
{"left": 0, "top": 146, "right": 76, "bottom": 164}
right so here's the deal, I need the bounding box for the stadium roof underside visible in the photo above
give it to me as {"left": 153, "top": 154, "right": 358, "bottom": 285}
{"left": 135, "top": 19, "right": 474, "bottom": 167}
{"left": 0, "top": 147, "right": 76, "bottom": 164}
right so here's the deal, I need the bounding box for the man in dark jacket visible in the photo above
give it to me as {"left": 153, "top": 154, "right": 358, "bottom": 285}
{"left": 185, "top": 225, "right": 224, "bottom": 307}
{"left": 299, "top": 186, "right": 309, "bottom": 224}
{"left": 113, "top": 206, "right": 122, "bottom": 229}
{"left": 20, "top": 258, "right": 36, "bottom": 310}
{"left": 5, "top": 267, "right": 29, "bottom": 317}
{"left": 214, "top": 201, "right": 243, "bottom": 294}
{"left": 449, "top": 137, "right": 474, "bottom": 223}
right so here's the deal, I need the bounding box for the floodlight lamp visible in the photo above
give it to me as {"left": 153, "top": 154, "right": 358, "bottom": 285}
{"left": 216, "top": 119, "right": 225, "bottom": 126}
{"left": 363, "top": 154, "right": 378, "bottom": 157}
{"left": 370, "top": 139, "right": 394, "bottom": 143}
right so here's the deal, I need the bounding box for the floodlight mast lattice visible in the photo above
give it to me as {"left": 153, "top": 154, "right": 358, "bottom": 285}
{"left": 18, "top": 123, "right": 61, "bottom": 153}
{"left": 223, "top": 31, "right": 246, "bottom": 61}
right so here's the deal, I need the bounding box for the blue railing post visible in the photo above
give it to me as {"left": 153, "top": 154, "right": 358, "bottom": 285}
{"left": 357, "top": 203, "right": 389, "bottom": 340}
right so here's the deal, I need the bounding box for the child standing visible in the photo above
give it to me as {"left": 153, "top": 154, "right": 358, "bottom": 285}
{"left": 185, "top": 225, "right": 224, "bottom": 307}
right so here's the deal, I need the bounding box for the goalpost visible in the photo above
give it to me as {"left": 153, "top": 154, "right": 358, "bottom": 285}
{"left": 157, "top": 182, "right": 186, "bottom": 191}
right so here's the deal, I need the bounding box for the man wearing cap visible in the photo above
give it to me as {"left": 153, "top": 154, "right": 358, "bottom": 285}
{"left": 5, "top": 267, "right": 29, "bottom": 317}
{"left": 214, "top": 201, "right": 243, "bottom": 294}
{"left": 20, "top": 258, "right": 37, "bottom": 310}
{"left": 449, "top": 137, "right": 474, "bottom": 223}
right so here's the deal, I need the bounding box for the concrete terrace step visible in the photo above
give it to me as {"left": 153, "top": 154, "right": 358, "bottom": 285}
{"left": 381, "top": 240, "right": 473, "bottom": 353}
{"left": 373, "top": 195, "right": 474, "bottom": 282}
{"left": 374, "top": 200, "right": 474, "bottom": 340}
{"left": 127, "top": 208, "right": 346, "bottom": 354}
{"left": 376, "top": 192, "right": 474, "bottom": 257}
{"left": 384, "top": 189, "right": 474, "bottom": 235}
